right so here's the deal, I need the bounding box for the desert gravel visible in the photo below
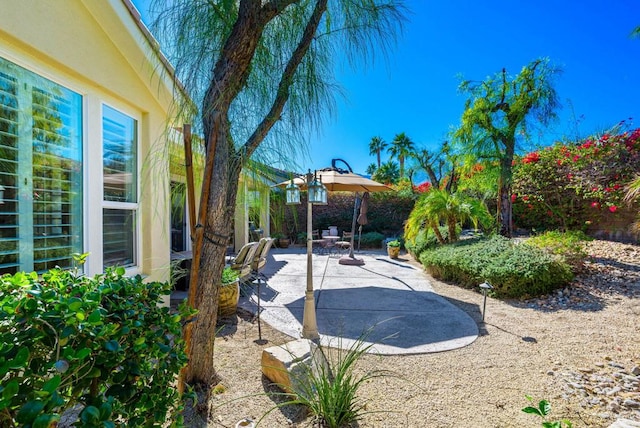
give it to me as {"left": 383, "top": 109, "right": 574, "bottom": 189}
{"left": 187, "top": 240, "right": 639, "bottom": 428}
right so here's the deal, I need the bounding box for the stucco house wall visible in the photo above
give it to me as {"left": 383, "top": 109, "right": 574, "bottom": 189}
{"left": 0, "top": 0, "right": 175, "bottom": 284}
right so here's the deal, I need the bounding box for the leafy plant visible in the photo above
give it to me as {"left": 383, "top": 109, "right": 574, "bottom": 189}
{"left": 387, "top": 240, "right": 401, "bottom": 248}
{"left": 221, "top": 266, "right": 239, "bottom": 285}
{"left": 271, "top": 336, "right": 399, "bottom": 428}
{"left": 0, "top": 256, "right": 193, "bottom": 427}
{"left": 522, "top": 396, "right": 573, "bottom": 427}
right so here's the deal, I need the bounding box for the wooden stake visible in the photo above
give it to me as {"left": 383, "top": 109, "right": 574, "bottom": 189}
{"left": 183, "top": 124, "right": 197, "bottom": 238}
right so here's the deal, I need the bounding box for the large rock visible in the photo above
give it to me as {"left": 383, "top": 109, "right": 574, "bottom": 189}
{"left": 261, "top": 339, "right": 313, "bottom": 394}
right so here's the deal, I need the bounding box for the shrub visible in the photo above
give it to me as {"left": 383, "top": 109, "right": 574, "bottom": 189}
{"left": 0, "top": 260, "right": 192, "bottom": 427}
{"left": 512, "top": 125, "right": 640, "bottom": 233}
{"left": 524, "top": 230, "right": 591, "bottom": 273}
{"left": 358, "top": 232, "right": 385, "bottom": 248}
{"left": 405, "top": 225, "right": 456, "bottom": 259}
{"left": 419, "top": 236, "right": 573, "bottom": 298}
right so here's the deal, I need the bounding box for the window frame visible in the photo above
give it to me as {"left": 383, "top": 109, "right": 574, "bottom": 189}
{"left": 100, "top": 103, "right": 141, "bottom": 273}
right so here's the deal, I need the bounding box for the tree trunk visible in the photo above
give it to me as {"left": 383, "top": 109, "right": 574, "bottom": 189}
{"left": 431, "top": 222, "right": 445, "bottom": 244}
{"left": 447, "top": 216, "right": 458, "bottom": 242}
{"left": 186, "top": 118, "right": 241, "bottom": 387}
{"left": 497, "top": 140, "right": 515, "bottom": 237}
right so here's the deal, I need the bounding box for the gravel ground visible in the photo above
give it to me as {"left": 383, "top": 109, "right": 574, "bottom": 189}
{"left": 187, "top": 240, "right": 640, "bottom": 427}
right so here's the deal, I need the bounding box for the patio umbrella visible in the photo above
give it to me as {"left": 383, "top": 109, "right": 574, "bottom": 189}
{"left": 356, "top": 192, "right": 369, "bottom": 251}
{"left": 285, "top": 168, "right": 390, "bottom": 193}
{"left": 277, "top": 167, "right": 390, "bottom": 265}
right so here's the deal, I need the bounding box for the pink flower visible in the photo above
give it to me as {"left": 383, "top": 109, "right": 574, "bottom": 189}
{"left": 573, "top": 155, "right": 580, "bottom": 162}
{"left": 609, "top": 205, "right": 618, "bottom": 213}
{"left": 591, "top": 202, "right": 600, "bottom": 209}
{"left": 511, "top": 194, "right": 517, "bottom": 203}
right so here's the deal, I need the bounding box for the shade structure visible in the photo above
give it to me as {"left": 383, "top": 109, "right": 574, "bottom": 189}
{"left": 276, "top": 168, "right": 391, "bottom": 265}
{"left": 281, "top": 168, "right": 391, "bottom": 193}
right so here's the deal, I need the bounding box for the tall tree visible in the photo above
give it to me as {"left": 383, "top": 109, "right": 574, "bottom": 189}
{"left": 368, "top": 135, "right": 387, "bottom": 167}
{"left": 455, "top": 58, "right": 560, "bottom": 237}
{"left": 388, "top": 132, "right": 415, "bottom": 177}
{"left": 151, "top": 0, "right": 406, "bottom": 394}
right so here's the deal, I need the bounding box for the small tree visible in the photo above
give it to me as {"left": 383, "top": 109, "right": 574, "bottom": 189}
{"left": 455, "top": 58, "right": 560, "bottom": 237}
{"left": 151, "top": 0, "right": 407, "bottom": 398}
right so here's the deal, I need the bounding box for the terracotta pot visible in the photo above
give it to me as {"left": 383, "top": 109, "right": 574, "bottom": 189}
{"left": 387, "top": 246, "right": 400, "bottom": 259}
{"left": 218, "top": 280, "right": 240, "bottom": 317}
{"left": 278, "top": 238, "right": 290, "bottom": 248}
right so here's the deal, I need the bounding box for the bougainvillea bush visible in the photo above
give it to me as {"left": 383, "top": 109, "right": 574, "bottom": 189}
{"left": 512, "top": 125, "right": 640, "bottom": 235}
{"left": 0, "top": 260, "right": 191, "bottom": 427}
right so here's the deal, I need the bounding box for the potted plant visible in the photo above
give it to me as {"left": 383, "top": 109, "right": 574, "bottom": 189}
{"left": 218, "top": 266, "right": 240, "bottom": 317}
{"left": 386, "top": 239, "right": 401, "bottom": 259}
{"left": 272, "top": 232, "right": 290, "bottom": 248}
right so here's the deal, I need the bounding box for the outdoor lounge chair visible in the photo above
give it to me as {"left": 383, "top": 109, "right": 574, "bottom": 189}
{"left": 229, "top": 241, "right": 259, "bottom": 283}
{"left": 251, "top": 237, "right": 275, "bottom": 275}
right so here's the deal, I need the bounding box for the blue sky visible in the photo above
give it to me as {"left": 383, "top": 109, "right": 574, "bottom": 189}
{"left": 132, "top": 0, "right": 640, "bottom": 177}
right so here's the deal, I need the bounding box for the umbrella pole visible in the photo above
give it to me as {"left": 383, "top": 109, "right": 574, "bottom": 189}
{"left": 339, "top": 193, "right": 365, "bottom": 265}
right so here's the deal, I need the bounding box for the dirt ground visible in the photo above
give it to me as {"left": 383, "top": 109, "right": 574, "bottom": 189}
{"left": 183, "top": 240, "right": 640, "bottom": 427}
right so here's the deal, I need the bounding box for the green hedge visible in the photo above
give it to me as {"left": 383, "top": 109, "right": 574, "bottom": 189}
{"left": 419, "top": 236, "right": 573, "bottom": 298}
{"left": 0, "top": 261, "right": 191, "bottom": 427}
{"left": 405, "top": 225, "right": 460, "bottom": 260}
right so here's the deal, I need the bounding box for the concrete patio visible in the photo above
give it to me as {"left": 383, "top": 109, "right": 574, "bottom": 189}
{"left": 238, "top": 247, "right": 479, "bottom": 355}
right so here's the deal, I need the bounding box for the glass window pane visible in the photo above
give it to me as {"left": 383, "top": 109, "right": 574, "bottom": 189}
{"left": 0, "top": 57, "right": 83, "bottom": 275}
{"left": 103, "top": 208, "right": 136, "bottom": 268}
{"left": 103, "top": 106, "right": 137, "bottom": 203}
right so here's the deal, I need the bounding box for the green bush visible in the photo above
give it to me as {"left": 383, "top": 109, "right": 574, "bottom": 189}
{"left": 419, "top": 236, "right": 573, "bottom": 298}
{"left": 0, "top": 260, "right": 192, "bottom": 427}
{"left": 358, "top": 232, "right": 385, "bottom": 248}
{"left": 405, "top": 225, "right": 455, "bottom": 259}
{"left": 524, "top": 230, "right": 591, "bottom": 273}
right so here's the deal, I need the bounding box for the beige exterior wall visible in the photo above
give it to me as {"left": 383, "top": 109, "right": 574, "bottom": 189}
{"left": 0, "top": 0, "right": 176, "bottom": 285}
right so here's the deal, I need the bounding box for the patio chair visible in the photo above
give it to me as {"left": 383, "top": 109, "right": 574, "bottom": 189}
{"left": 311, "top": 229, "right": 325, "bottom": 253}
{"left": 336, "top": 231, "right": 352, "bottom": 254}
{"left": 229, "top": 241, "right": 259, "bottom": 284}
{"left": 251, "top": 237, "right": 275, "bottom": 274}
{"left": 247, "top": 237, "right": 275, "bottom": 342}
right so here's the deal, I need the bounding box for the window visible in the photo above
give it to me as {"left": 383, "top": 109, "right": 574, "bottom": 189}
{"left": 102, "top": 105, "right": 137, "bottom": 268}
{"left": 0, "top": 57, "right": 83, "bottom": 275}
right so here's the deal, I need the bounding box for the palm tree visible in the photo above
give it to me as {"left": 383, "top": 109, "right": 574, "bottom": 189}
{"left": 404, "top": 193, "right": 446, "bottom": 245}
{"left": 388, "top": 132, "right": 415, "bottom": 178}
{"left": 372, "top": 160, "right": 399, "bottom": 185}
{"left": 368, "top": 136, "right": 387, "bottom": 168}
{"left": 365, "top": 162, "right": 377, "bottom": 176}
{"left": 405, "top": 189, "right": 492, "bottom": 243}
